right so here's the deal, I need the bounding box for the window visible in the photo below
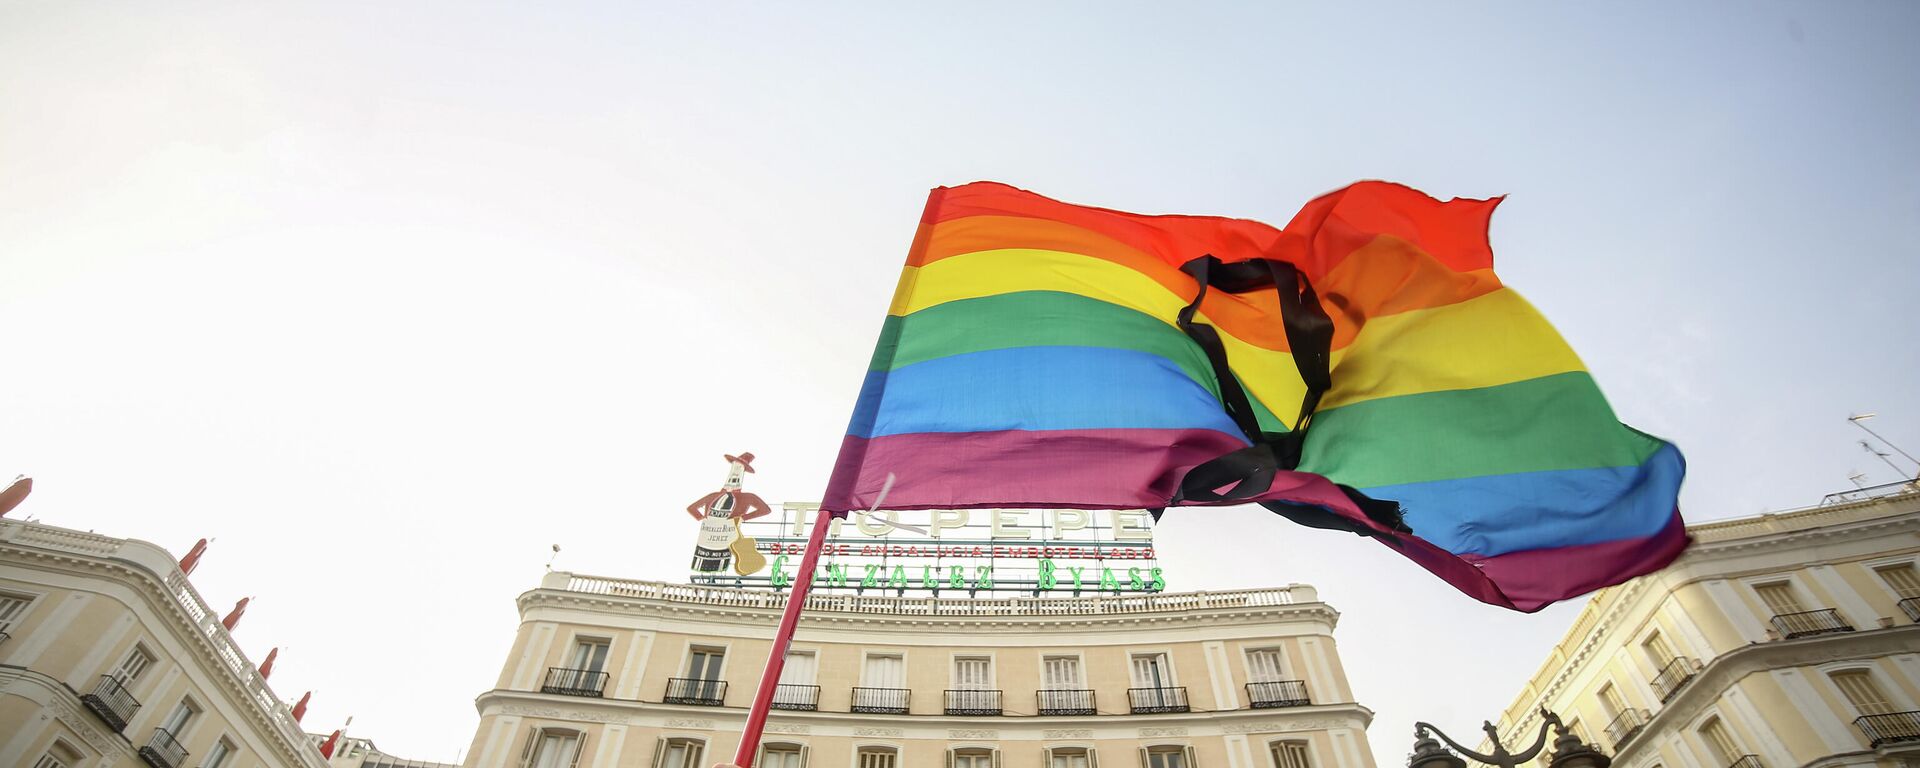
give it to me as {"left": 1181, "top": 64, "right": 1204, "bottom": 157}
{"left": 203, "top": 739, "right": 234, "bottom": 768}
{"left": 760, "top": 743, "right": 807, "bottom": 768}
{"left": 114, "top": 646, "right": 155, "bottom": 686}
{"left": 1642, "top": 631, "right": 1675, "bottom": 667}
{"left": 650, "top": 737, "right": 702, "bottom": 768}
{"left": 1830, "top": 670, "right": 1897, "bottom": 716}
{"left": 1042, "top": 655, "right": 1083, "bottom": 689}
{"left": 569, "top": 639, "right": 610, "bottom": 673}
{"left": 1698, "top": 717, "right": 1742, "bottom": 767}
{"left": 32, "top": 741, "right": 80, "bottom": 768}
{"left": 1270, "top": 741, "right": 1311, "bottom": 768}
{"left": 1874, "top": 564, "right": 1920, "bottom": 598}
{"left": 954, "top": 656, "right": 992, "bottom": 690}
{"left": 1598, "top": 682, "right": 1626, "bottom": 720}
{"left": 0, "top": 592, "right": 32, "bottom": 635}
{"left": 685, "top": 647, "right": 724, "bottom": 681}
{"left": 524, "top": 727, "right": 587, "bottom": 768}
{"left": 1753, "top": 582, "right": 1804, "bottom": 616}
{"left": 1141, "top": 746, "right": 1195, "bottom": 768}
{"left": 857, "top": 747, "right": 898, "bottom": 768}
{"left": 774, "top": 650, "right": 816, "bottom": 708}
{"left": 1246, "top": 648, "right": 1286, "bottom": 683}
{"left": 1047, "top": 748, "right": 1093, "bottom": 768}
{"left": 864, "top": 654, "right": 905, "bottom": 688}
{"left": 1131, "top": 653, "right": 1173, "bottom": 689}
{"left": 951, "top": 748, "right": 997, "bottom": 768}
{"left": 158, "top": 699, "right": 198, "bottom": 737}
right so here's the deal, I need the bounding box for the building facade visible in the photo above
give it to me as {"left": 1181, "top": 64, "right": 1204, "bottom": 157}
{"left": 0, "top": 518, "right": 328, "bottom": 768}
{"left": 1487, "top": 485, "right": 1920, "bottom": 768}
{"left": 461, "top": 573, "right": 1377, "bottom": 768}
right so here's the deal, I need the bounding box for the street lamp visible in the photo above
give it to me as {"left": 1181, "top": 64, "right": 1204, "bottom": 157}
{"left": 1409, "top": 709, "right": 1611, "bottom": 768}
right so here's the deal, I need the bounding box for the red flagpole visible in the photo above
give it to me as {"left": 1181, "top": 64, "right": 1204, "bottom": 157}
{"left": 731, "top": 509, "right": 833, "bottom": 767}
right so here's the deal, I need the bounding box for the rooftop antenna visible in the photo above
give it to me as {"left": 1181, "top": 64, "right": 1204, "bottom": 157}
{"left": 1849, "top": 413, "right": 1919, "bottom": 473}
{"left": 1847, "top": 471, "right": 1869, "bottom": 489}
{"left": 1860, "top": 440, "right": 1908, "bottom": 480}
{"left": 545, "top": 544, "right": 561, "bottom": 571}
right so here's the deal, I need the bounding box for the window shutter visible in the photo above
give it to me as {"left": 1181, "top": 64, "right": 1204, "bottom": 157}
{"left": 1138, "top": 748, "right": 1150, "bottom": 768}
{"left": 567, "top": 733, "right": 589, "bottom": 768}
{"left": 1183, "top": 746, "right": 1197, "bottom": 768}
{"left": 649, "top": 738, "right": 668, "bottom": 768}
{"left": 520, "top": 728, "right": 541, "bottom": 768}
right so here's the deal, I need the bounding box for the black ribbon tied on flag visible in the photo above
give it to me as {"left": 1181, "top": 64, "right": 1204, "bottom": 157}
{"left": 1157, "top": 255, "right": 1410, "bottom": 538}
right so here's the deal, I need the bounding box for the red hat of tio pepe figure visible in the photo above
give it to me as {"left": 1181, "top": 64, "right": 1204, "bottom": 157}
{"left": 724, "top": 452, "right": 756, "bottom": 473}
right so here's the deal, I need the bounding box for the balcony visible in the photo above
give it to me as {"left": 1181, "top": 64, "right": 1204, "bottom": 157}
{"left": 1037, "top": 689, "right": 1096, "bottom": 716}
{"left": 78, "top": 674, "right": 142, "bottom": 732}
{"left": 1770, "top": 608, "right": 1854, "bottom": 639}
{"left": 539, "top": 667, "right": 608, "bottom": 698}
{"left": 1856, "top": 711, "right": 1920, "bottom": 748}
{"left": 851, "top": 687, "right": 910, "bottom": 714}
{"left": 663, "top": 677, "right": 728, "bottom": 706}
{"left": 944, "top": 689, "right": 1003, "bottom": 716}
{"left": 1127, "top": 686, "right": 1190, "bottom": 714}
{"left": 1651, "top": 657, "right": 1700, "bottom": 703}
{"left": 137, "top": 728, "right": 188, "bottom": 768}
{"left": 770, "top": 684, "right": 819, "bottom": 711}
{"left": 1725, "top": 756, "right": 1762, "bottom": 768}
{"left": 1605, "top": 708, "right": 1651, "bottom": 749}
{"left": 1899, "top": 597, "right": 1919, "bottom": 624}
{"left": 1246, "top": 680, "right": 1310, "bottom": 708}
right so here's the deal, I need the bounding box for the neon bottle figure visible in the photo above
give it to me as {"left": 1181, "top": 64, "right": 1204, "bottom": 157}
{"left": 686, "top": 452, "right": 772, "bottom": 574}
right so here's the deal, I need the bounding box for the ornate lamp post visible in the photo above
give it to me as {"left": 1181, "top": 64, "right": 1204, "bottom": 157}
{"left": 1409, "top": 709, "right": 1611, "bottom": 768}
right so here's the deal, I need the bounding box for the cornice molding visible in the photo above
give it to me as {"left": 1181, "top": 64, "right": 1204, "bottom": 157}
{"left": 0, "top": 539, "right": 327, "bottom": 768}
{"left": 514, "top": 589, "right": 1341, "bottom": 635}
{"left": 1612, "top": 625, "right": 1920, "bottom": 763}
{"left": 472, "top": 687, "right": 1374, "bottom": 735}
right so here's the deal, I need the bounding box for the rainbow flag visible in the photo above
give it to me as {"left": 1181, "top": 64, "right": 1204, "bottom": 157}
{"left": 822, "top": 181, "right": 1686, "bottom": 611}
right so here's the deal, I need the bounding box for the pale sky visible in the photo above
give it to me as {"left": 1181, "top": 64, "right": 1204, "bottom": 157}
{"left": 3, "top": 2, "right": 1918, "bottom": 763}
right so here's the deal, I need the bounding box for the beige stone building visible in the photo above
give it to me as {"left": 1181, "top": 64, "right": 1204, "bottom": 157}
{"left": 1487, "top": 484, "right": 1920, "bottom": 768}
{"left": 0, "top": 518, "right": 327, "bottom": 768}
{"left": 460, "top": 573, "right": 1377, "bottom": 768}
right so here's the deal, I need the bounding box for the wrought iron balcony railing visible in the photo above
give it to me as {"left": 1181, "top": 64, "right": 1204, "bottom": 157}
{"left": 851, "top": 686, "right": 910, "bottom": 714}
{"left": 1856, "top": 711, "right": 1920, "bottom": 747}
{"left": 1246, "top": 680, "right": 1310, "bottom": 708}
{"left": 79, "top": 674, "right": 142, "bottom": 732}
{"left": 664, "top": 677, "right": 728, "bottom": 706}
{"left": 137, "top": 728, "right": 189, "bottom": 768}
{"left": 1771, "top": 608, "right": 1854, "bottom": 639}
{"left": 539, "top": 667, "right": 608, "bottom": 698}
{"left": 1127, "top": 686, "right": 1190, "bottom": 714}
{"left": 1651, "top": 657, "right": 1700, "bottom": 703}
{"left": 1725, "top": 756, "right": 1762, "bottom": 768}
{"left": 944, "top": 689, "right": 1002, "bottom": 716}
{"left": 1899, "top": 597, "right": 1920, "bottom": 624}
{"left": 1605, "top": 708, "right": 1651, "bottom": 749}
{"left": 1037, "top": 689, "right": 1096, "bottom": 716}
{"left": 0, "top": 629, "right": 10, "bottom": 644}
{"left": 770, "top": 684, "right": 819, "bottom": 711}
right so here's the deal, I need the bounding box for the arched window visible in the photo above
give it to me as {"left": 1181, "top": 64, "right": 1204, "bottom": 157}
{"left": 1140, "top": 745, "right": 1196, "bottom": 768}
{"left": 1045, "top": 747, "right": 1096, "bottom": 768}
{"left": 522, "top": 727, "right": 588, "bottom": 768}
{"left": 1828, "top": 669, "right": 1897, "bottom": 716}
{"left": 649, "top": 737, "right": 705, "bottom": 768}
{"left": 1269, "top": 740, "right": 1311, "bottom": 768}
{"left": 759, "top": 741, "right": 808, "bottom": 768}
{"left": 857, "top": 745, "right": 899, "bottom": 768}
{"left": 950, "top": 747, "right": 999, "bottom": 768}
